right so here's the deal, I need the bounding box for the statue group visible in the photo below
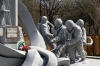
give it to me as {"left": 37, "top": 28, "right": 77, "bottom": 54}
{"left": 37, "top": 16, "right": 93, "bottom": 64}
{"left": 0, "top": 0, "right": 93, "bottom": 66}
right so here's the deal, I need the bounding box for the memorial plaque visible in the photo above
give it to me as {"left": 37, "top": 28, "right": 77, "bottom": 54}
{"left": 7, "top": 28, "right": 17, "bottom": 38}
{"left": 5, "top": 26, "right": 20, "bottom": 42}
{"left": 0, "top": 28, "right": 3, "bottom": 36}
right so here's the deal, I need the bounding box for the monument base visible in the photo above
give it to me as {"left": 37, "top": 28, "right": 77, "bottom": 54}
{"left": 5, "top": 43, "right": 17, "bottom": 49}
{"left": 58, "top": 57, "right": 70, "bottom": 66}
{"left": 0, "top": 56, "right": 24, "bottom": 66}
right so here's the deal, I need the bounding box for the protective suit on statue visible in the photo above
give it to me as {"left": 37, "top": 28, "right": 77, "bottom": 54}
{"left": 65, "top": 20, "right": 86, "bottom": 63}
{"left": 76, "top": 19, "right": 86, "bottom": 45}
{"left": 37, "top": 16, "right": 55, "bottom": 50}
{"left": 51, "top": 18, "right": 69, "bottom": 58}
{"left": 75, "top": 19, "right": 87, "bottom": 60}
{"left": 75, "top": 19, "right": 93, "bottom": 61}
{"left": 76, "top": 19, "right": 93, "bottom": 45}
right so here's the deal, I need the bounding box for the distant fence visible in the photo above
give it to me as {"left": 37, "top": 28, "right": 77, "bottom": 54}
{"left": 24, "top": 34, "right": 100, "bottom": 56}
{"left": 84, "top": 34, "right": 100, "bottom": 56}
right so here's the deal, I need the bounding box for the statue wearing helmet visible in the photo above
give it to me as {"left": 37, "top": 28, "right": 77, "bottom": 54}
{"left": 65, "top": 20, "right": 86, "bottom": 64}
{"left": 74, "top": 19, "right": 93, "bottom": 61}
{"left": 37, "top": 16, "right": 55, "bottom": 50}
{"left": 76, "top": 19, "right": 86, "bottom": 44}
{"left": 76, "top": 19, "right": 93, "bottom": 45}
{"left": 51, "top": 18, "right": 69, "bottom": 58}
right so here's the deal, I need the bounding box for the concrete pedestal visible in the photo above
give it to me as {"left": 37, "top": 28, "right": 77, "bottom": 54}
{"left": 58, "top": 58, "right": 70, "bottom": 66}
{"left": 0, "top": 56, "right": 24, "bottom": 66}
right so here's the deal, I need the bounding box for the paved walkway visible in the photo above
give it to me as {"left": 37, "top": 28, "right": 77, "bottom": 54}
{"left": 71, "top": 58, "right": 100, "bottom": 66}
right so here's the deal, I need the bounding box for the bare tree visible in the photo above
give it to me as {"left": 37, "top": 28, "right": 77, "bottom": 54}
{"left": 59, "top": 0, "right": 100, "bottom": 34}
{"left": 22, "top": 0, "right": 100, "bottom": 34}
{"left": 22, "top": 0, "right": 40, "bottom": 25}
{"left": 40, "top": 0, "right": 66, "bottom": 22}
{"left": 76, "top": 0, "right": 100, "bottom": 34}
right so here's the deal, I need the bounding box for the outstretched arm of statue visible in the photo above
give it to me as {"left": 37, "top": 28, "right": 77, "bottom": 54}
{"left": 50, "top": 37, "right": 60, "bottom": 43}
{"left": 48, "top": 21, "right": 54, "bottom": 28}
{"left": 41, "top": 25, "right": 54, "bottom": 39}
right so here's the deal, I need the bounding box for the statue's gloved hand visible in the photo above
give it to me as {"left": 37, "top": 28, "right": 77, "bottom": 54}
{"left": 66, "top": 41, "right": 71, "bottom": 46}
{"left": 48, "top": 34, "right": 54, "bottom": 39}
{"left": 50, "top": 38, "right": 56, "bottom": 43}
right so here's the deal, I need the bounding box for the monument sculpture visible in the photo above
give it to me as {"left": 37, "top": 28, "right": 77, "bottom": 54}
{"left": 75, "top": 19, "right": 93, "bottom": 60}
{"left": 51, "top": 18, "right": 69, "bottom": 58}
{"left": 65, "top": 20, "right": 86, "bottom": 64}
{"left": 37, "top": 16, "right": 56, "bottom": 50}
{"left": 0, "top": 0, "right": 94, "bottom": 66}
{"left": 0, "top": 0, "right": 58, "bottom": 66}
{"left": 76, "top": 19, "right": 93, "bottom": 46}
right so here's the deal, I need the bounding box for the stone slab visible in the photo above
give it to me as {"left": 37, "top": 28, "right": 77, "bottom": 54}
{"left": 22, "top": 49, "right": 43, "bottom": 66}
{"left": 58, "top": 57, "right": 70, "bottom": 66}
{"left": 0, "top": 44, "right": 25, "bottom": 58}
{"left": 30, "top": 46, "right": 58, "bottom": 66}
{"left": 0, "top": 56, "right": 24, "bottom": 66}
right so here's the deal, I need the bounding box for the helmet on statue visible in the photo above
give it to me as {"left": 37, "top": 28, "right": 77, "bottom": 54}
{"left": 76, "top": 19, "right": 84, "bottom": 28}
{"left": 54, "top": 18, "right": 63, "bottom": 28}
{"left": 41, "top": 16, "right": 48, "bottom": 23}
